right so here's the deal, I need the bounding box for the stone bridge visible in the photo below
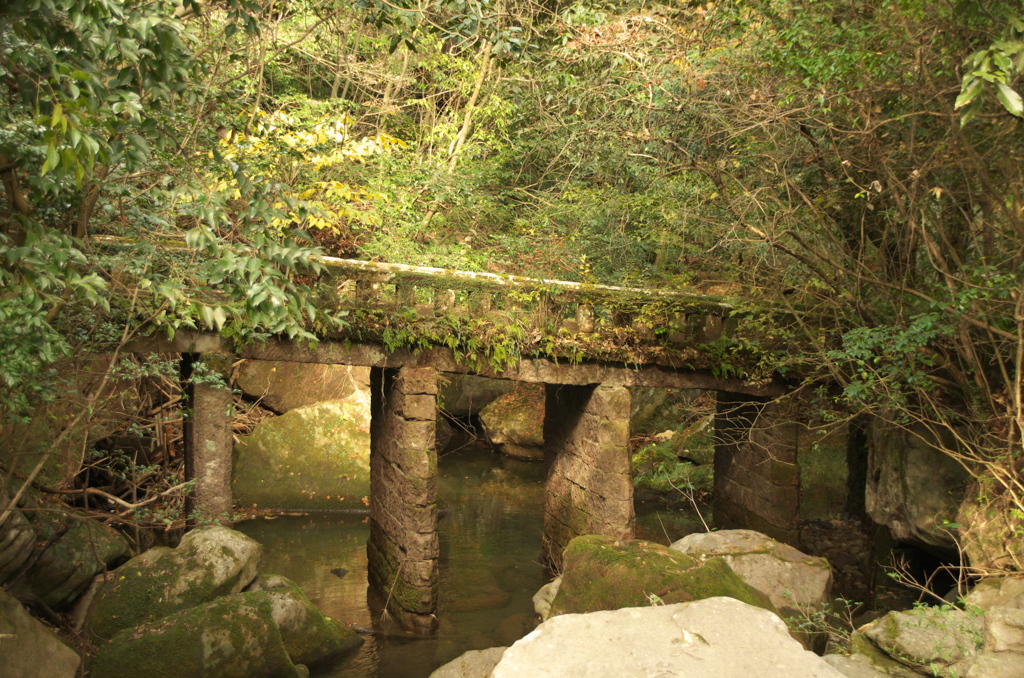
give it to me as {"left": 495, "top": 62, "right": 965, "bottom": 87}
{"left": 129, "top": 255, "right": 809, "bottom": 633}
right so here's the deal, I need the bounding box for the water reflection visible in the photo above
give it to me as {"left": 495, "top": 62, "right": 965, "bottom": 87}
{"left": 237, "top": 443, "right": 548, "bottom": 678}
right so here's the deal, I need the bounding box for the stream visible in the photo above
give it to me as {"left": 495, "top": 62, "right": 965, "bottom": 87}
{"left": 236, "top": 442, "right": 549, "bottom": 678}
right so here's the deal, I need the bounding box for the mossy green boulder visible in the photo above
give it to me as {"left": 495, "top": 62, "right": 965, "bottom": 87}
{"left": 86, "top": 526, "right": 262, "bottom": 642}
{"left": 249, "top": 574, "right": 363, "bottom": 665}
{"left": 233, "top": 397, "right": 371, "bottom": 509}
{"left": 89, "top": 592, "right": 301, "bottom": 678}
{"left": 549, "top": 535, "right": 776, "bottom": 616}
{"left": 5, "top": 508, "right": 130, "bottom": 610}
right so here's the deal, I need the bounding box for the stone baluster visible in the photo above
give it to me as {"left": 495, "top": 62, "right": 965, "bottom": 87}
{"left": 396, "top": 282, "right": 417, "bottom": 313}
{"left": 575, "top": 303, "right": 595, "bottom": 332}
{"left": 433, "top": 289, "right": 455, "bottom": 316}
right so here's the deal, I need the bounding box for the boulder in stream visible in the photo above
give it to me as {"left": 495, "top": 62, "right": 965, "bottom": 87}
{"left": 236, "top": 361, "right": 370, "bottom": 414}
{"left": 671, "top": 529, "right": 832, "bottom": 618}
{"left": 85, "top": 525, "right": 262, "bottom": 641}
{"left": 247, "top": 574, "right": 363, "bottom": 665}
{"left": 549, "top": 534, "right": 775, "bottom": 616}
{"left": 233, "top": 396, "right": 372, "bottom": 509}
{"left": 479, "top": 382, "right": 545, "bottom": 460}
{"left": 492, "top": 596, "right": 844, "bottom": 678}
{"left": 429, "top": 646, "right": 507, "bottom": 678}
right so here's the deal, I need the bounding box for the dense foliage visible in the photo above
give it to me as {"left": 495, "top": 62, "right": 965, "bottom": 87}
{"left": 1, "top": 0, "right": 1023, "bottom": 566}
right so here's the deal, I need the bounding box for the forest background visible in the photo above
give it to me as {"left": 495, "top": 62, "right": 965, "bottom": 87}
{"left": 1, "top": 0, "right": 1024, "bottom": 573}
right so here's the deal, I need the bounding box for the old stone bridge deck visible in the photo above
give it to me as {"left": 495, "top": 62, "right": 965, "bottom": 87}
{"left": 134, "top": 256, "right": 808, "bottom": 633}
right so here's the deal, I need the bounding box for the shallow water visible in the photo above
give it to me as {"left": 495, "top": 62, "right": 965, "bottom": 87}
{"left": 236, "top": 443, "right": 549, "bottom": 678}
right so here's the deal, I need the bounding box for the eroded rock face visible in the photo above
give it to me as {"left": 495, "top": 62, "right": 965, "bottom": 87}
{"left": 865, "top": 419, "right": 970, "bottom": 556}
{"left": 88, "top": 592, "right": 301, "bottom": 678}
{"left": 85, "top": 525, "right": 263, "bottom": 642}
{"left": 671, "top": 529, "right": 832, "bottom": 617}
{"left": 236, "top": 361, "right": 370, "bottom": 414}
{"left": 492, "top": 597, "right": 844, "bottom": 678}
{"left": 233, "top": 395, "right": 371, "bottom": 509}
{"left": 479, "top": 383, "right": 545, "bottom": 460}
{"left": 549, "top": 535, "right": 775, "bottom": 617}
{"left": 0, "top": 588, "right": 80, "bottom": 678}
{"left": 248, "top": 574, "right": 363, "bottom": 666}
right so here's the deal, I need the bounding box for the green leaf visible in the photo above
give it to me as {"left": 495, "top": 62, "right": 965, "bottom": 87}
{"left": 955, "top": 77, "right": 983, "bottom": 110}
{"left": 41, "top": 143, "right": 59, "bottom": 175}
{"left": 995, "top": 82, "right": 1024, "bottom": 117}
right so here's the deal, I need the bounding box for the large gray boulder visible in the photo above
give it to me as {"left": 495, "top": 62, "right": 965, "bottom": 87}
{"left": 86, "top": 525, "right": 262, "bottom": 641}
{"left": 233, "top": 396, "right": 371, "bottom": 509}
{"left": 492, "top": 597, "right": 844, "bottom": 678}
{"left": 478, "top": 383, "right": 545, "bottom": 460}
{"left": 865, "top": 419, "right": 971, "bottom": 556}
{"left": 671, "top": 529, "right": 832, "bottom": 617}
{"left": 89, "top": 591, "right": 302, "bottom": 678}
{"left": 248, "top": 575, "right": 363, "bottom": 665}
{"left": 236, "top": 361, "right": 370, "bottom": 414}
{"left": 0, "top": 588, "right": 80, "bottom": 678}
{"left": 429, "top": 647, "right": 507, "bottom": 678}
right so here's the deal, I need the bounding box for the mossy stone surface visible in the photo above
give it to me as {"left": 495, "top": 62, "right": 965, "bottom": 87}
{"left": 249, "top": 574, "right": 363, "bottom": 665}
{"left": 6, "top": 509, "right": 130, "bottom": 610}
{"left": 86, "top": 526, "right": 262, "bottom": 642}
{"left": 89, "top": 591, "right": 300, "bottom": 678}
{"left": 549, "top": 535, "right": 776, "bottom": 617}
{"left": 233, "top": 397, "right": 371, "bottom": 509}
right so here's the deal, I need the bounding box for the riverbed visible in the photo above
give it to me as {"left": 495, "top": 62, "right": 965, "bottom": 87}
{"left": 237, "top": 442, "right": 549, "bottom": 677}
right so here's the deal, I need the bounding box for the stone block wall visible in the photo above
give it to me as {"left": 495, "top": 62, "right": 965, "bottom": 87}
{"left": 542, "top": 383, "right": 634, "bottom": 569}
{"left": 714, "top": 393, "right": 802, "bottom": 545}
{"left": 367, "top": 366, "right": 439, "bottom": 633}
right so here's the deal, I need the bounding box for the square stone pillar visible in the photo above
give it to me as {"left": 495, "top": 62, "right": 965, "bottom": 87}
{"left": 367, "top": 366, "right": 439, "bottom": 634}
{"left": 714, "top": 392, "right": 802, "bottom": 545}
{"left": 542, "top": 383, "right": 633, "bottom": 570}
{"left": 183, "top": 354, "right": 235, "bottom": 524}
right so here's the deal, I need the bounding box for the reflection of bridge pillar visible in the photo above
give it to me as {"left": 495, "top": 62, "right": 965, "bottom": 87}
{"left": 542, "top": 383, "right": 633, "bottom": 570}
{"left": 714, "top": 393, "right": 802, "bottom": 545}
{"left": 367, "top": 366, "right": 439, "bottom": 634}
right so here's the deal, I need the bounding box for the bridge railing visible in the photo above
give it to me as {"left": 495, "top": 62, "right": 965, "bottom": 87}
{"left": 318, "top": 256, "right": 735, "bottom": 345}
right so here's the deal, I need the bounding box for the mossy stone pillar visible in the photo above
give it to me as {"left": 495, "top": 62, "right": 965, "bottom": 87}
{"left": 367, "top": 366, "right": 438, "bottom": 634}
{"left": 542, "top": 383, "right": 633, "bottom": 570}
{"left": 714, "top": 392, "right": 802, "bottom": 546}
{"left": 183, "top": 353, "right": 235, "bottom": 524}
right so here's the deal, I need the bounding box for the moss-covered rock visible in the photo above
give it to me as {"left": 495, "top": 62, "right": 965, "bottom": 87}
{"left": 479, "top": 383, "right": 545, "bottom": 460}
{"left": 236, "top": 361, "right": 370, "bottom": 414}
{"left": 549, "top": 535, "right": 776, "bottom": 617}
{"left": 248, "top": 574, "right": 363, "bottom": 665}
{"left": 89, "top": 592, "right": 301, "bottom": 678}
{"left": 5, "top": 508, "right": 130, "bottom": 610}
{"left": 233, "top": 397, "right": 371, "bottom": 509}
{"left": 86, "top": 526, "right": 262, "bottom": 642}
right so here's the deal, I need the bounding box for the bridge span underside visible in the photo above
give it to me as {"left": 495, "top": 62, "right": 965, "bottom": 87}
{"left": 143, "top": 335, "right": 803, "bottom": 633}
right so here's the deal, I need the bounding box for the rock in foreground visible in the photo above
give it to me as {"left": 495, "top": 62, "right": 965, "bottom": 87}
{"left": 492, "top": 597, "right": 844, "bottom": 678}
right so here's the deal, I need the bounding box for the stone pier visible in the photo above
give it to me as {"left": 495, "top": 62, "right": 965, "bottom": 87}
{"left": 542, "top": 383, "right": 633, "bottom": 569}
{"left": 183, "top": 354, "right": 234, "bottom": 523}
{"left": 714, "top": 393, "right": 802, "bottom": 545}
{"left": 367, "top": 366, "right": 439, "bottom": 633}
